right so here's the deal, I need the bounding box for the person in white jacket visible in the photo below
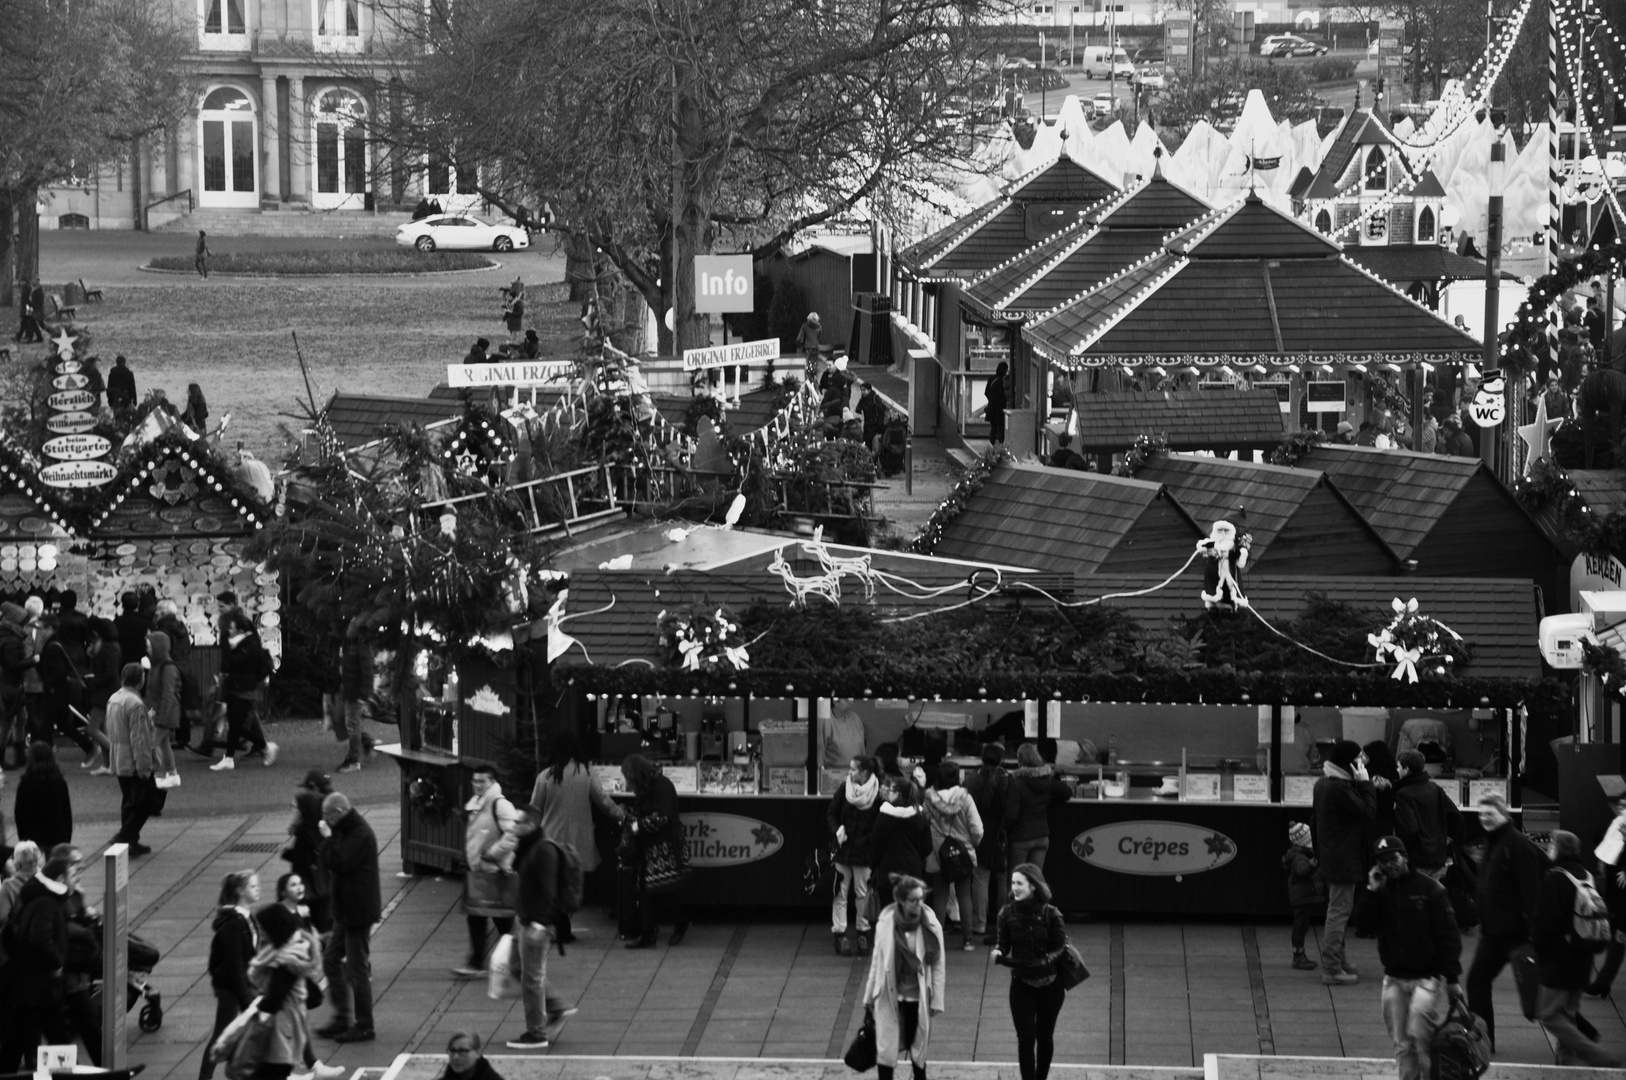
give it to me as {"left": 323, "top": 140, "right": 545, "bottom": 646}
{"left": 455, "top": 764, "right": 520, "bottom": 977}
{"left": 863, "top": 874, "right": 946, "bottom": 1080}
{"left": 923, "top": 761, "right": 984, "bottom": 951}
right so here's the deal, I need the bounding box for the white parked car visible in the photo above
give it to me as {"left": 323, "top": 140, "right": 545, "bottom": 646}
{"left": 395, "top": 213, "right": 530, "bottom": 253}
{"left": 1134, "top": 65, "right": 1167, "bottom": 90}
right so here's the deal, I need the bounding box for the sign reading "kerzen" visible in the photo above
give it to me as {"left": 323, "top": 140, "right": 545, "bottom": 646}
{"left": 682, "top": 338, "right": 779, "bottom": 372}
{"left": 446, "top": 361, "right": 574, "bottom": 387}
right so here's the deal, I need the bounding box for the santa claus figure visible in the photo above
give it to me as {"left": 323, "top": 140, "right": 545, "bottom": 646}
{"left": 1198, "top": 520, "right": 1251, "bottom": 611}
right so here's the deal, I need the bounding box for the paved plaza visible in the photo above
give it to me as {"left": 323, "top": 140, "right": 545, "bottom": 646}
{"left": 65, "top": 797, "right": 1626, "bottom": 1080}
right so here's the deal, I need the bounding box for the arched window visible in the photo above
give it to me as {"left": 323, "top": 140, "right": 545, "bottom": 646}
{"left": 1417, "top": 206, "right": 1436, "bottom": 243}
{"left": 1364, "top": 146, "right": 1386, "bottom": 190}
{"left": 312, "top": 88, "right": 369, "bottom": 206}
{"left": 198, "top": 86, "right": 258, "bottom": 207}
{"left": 1314, "top": 208, "right": 1332, "bottom": 234}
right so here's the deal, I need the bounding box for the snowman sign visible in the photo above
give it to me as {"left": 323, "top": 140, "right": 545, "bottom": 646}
{"left": 1468, "top": 370, "right": 1506, "bottom": 428}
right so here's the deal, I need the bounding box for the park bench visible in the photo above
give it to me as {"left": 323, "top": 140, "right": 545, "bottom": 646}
{"left": 49, "top": 293, "right": 77, "bottom": 322}
{"left": 80, "top": 278, "right": 103, "bottom": 302}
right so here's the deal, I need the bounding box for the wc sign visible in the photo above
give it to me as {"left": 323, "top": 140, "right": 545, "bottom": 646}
{"left": 694, "top": 255, "right": 754, "bottom": 313}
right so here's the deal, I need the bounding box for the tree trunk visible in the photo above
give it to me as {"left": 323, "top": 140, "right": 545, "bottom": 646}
{"left": 16, "top": 188, "right": 39, "bottom": 289}
{"left": 0, "top": 191, "right": 14, "bottom": 308}
{"left": 660, "top": 66, "right": 715, "bottom": 359}
{"left": 564, "top": 232, "right": 601, "bottom": 302}
{"left": 132, "top": 136, "right": 147, "bottom": 232}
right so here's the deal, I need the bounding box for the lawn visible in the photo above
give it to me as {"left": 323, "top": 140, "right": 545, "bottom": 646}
{"left": 18, "top": 278, "right": 582, "bottom": 461}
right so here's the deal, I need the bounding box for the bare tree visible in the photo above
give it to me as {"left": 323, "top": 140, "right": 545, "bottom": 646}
{"left": 0, "top": 0, "right": 197, "bottom": 302}
{"left": 360, "top": 0, "right": 1013, "bottom": 354}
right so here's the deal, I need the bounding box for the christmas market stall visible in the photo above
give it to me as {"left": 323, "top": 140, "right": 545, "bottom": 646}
{"left": 543, "top": 532, "right": 1554, "bottom": 917}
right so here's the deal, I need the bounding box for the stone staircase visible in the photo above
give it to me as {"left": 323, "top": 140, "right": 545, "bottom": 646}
{"left": 152, "top": 205, "right": 411, "bottom": 238}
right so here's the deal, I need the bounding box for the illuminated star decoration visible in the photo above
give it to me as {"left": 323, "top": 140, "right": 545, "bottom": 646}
{"left": 51, "top": 328, "right": 77, "bottom": 357}
{"left": 1516, "top": 393, "right": 1563, "bottom": 475}
{"left": 1204, "top": 834, "right": 1234, "bottom": 857}
{"left": 454, "top": 448, "right": 480, "bottom": 475}
{"left": 751, "top": 822, "right": 780, "bottom": 850}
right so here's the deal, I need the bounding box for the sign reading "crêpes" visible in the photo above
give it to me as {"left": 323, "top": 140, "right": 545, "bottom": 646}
{"left": 1071, "top": 820, "right": 1237, "bottom": 877}
{"left": 680, "top": 813, "right": 784, "bottom": 867}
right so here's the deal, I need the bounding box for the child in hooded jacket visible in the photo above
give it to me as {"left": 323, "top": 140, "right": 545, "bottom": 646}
{"left": 1283, "top": 821, "right": 1325, "bottom": 970}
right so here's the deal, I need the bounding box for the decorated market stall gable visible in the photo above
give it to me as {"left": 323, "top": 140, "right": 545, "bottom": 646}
{"left": 1293, "top": 109, "right": 1450, "bottom": 256}
{"left": 898, "top": 157, "right": 1122, "bottom": 284}
{"left": 1071, "top": 389, "right": 1285, "bottom": 455}
{"left": 1522, "top": 469, "right": 1626, "bottom": 560}
{"left": 1023, "top": 193, "right": 1482, "bottom": 368}
{"left": 1297, "top": 444, "right": 1565, "bottom": 605}
{"left": 547, "top": 567, "right": 1552, "bottom": 708}
{"left": 1132, "top": 454, "right": 1399, "bottom": 576}
{"left": 932, "top": 463, "right": 1203, "bottom": 575}
{"left": 965, "top": 167, "right": 1215, "bottom": 321}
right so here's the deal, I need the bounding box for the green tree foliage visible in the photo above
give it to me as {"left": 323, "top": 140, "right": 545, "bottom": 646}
{"left": 1154, "top": 59, "right": 1322, "bottom": 142}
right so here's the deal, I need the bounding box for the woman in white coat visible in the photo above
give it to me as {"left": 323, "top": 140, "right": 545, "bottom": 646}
{"left": 530, "top": 730, "right": 624, "bottom": 942}
{"left": 863, "top": 874, "right": 947, "bottom": 1080}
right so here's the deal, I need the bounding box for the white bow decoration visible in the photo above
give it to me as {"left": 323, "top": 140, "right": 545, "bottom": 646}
{"left": 1388, "top": 645, "right": 1422, "bottom": 683}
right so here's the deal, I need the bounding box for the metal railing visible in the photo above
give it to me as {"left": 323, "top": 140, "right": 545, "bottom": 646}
{"left": 146, "top": 188, "right": 193, "bottom": 216}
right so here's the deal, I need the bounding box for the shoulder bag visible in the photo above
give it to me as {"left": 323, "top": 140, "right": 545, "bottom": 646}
{"left": 844, "top": 1006, "right": 877, "bottom": 1072}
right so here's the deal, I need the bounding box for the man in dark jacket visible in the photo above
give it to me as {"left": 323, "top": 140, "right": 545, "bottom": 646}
{"left": 1004, "top": 742, "right": 1072, "bottom": 873}
{"left": 0, "top": 601, "right": 37, "bottom": 768}
{"left": 113, "top": 591, "right": 150, "bottom": 666}
{"left": 1392, "top": 750, "right": 1462, "bottom": 881}
{"left": 317, "top": 792, "right": 380, "bottom": 1043}
{"left": 504, "top": 807, "right": 578, "bottom": 1050}
{"left": 1313, "top": 739, "right": 1377, "bottom": 985}
{"left": 0, "top": 853, "right": 77, "bottom": 1071}
{"left": 964, "top": 743, "right": 1011, "bottom": 944}
{"left": 827, "top": 754, "right": 881, "bottom": 955}
{"left": 1531, "top": 830, "right": 1622, "bottom": 1066}
{"left": 1350, "top": 836, "right": 1465, "bottom": 1080}
{"left": 1466, "top": 791, "right": 1546, "bottom": 1050}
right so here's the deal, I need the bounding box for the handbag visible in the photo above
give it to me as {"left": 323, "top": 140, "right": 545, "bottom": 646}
{"left": 843, "top": 1006, "right": 877, "bottom": 1072}
{"left": 224, "top": 1009, "right": 276, "bottom": 1080}
{"left": 487, "top": 933, "right": 520, "bottom": 1001}
{"left": 1055, "top": 939, "right": 1090, "bottom": 990}
{"left": 643, "top": 836, "right": 692, "bottom": 894}
{"left": 937, "top": 835, "right": 974, "bottom": 883}
{"left": 1430, "top": 997, "right": 1491, "bottom": 1080}
{"left": 209, "top": 997, "right": 262, "bottom": 1065}
{"left": 464, "top": 869, "right": 519, "bottom": 915}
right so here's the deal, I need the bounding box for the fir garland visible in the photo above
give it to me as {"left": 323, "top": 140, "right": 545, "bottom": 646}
{"left": 1582, "top": 640, "right": 1626, "bottom": 701}
{"left": 1511, "top": 456, "right": 1626, "bottom": 559}
{"left": 1267, "top": 428, "right": 1330, "bottom": 468}
{"left": 1112, "top": 432, "right": 1169, "bottom": 477}
{"left": 1500, "top": 238, "right": 1626, "bottom": 376}
{"left": 910, "top": 447, "right": 1012, "bottom": 554}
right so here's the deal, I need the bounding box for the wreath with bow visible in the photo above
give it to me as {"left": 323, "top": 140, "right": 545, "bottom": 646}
{"left": 1367, "top": 598, "right": 1470, "bottom": 683}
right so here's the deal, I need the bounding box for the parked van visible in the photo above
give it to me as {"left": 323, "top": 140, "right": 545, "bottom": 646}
{"left": 1079, "top": 45, "right": 1135, "bottom": 80}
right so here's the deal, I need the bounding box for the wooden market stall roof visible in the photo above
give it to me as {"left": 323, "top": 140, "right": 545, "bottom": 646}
{"left": 931, "top": 462, "right": 1202, "bottom": 574}
{"left": 1519, "top": 469, "right": 1625, "bottom": 560}
{"left": 1022, "top": 193, "right": 1483, "bottom": 368}
{"left": 547, "top": 567, "right": 1548, "bottom": 705}
{"left": 1345, "top": 246, "right": 1496, "bottom": 288}
{"left": 1298, "top": 109, "right": 1447, "bottom": 202}
{"left": 963, "top": 167, "right": 1214, "bottom": 321}
{"left": 1296, "top": 444, "right": 1566, "bottom": 605}
{"left": 1071, "top": 388, "right": 1285, "bottom": 454}
{"left": 897, "top": 157, "right": 1121, "bottom": 283}
{"left": 1131, "top": 453, "right": 1399, "bottom": 575}
{"left": 325, "top": 393, "right": 462, "bottom": 449}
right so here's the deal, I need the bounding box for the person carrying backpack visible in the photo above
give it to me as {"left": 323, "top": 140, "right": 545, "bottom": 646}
{"left": 1531, "top": 830, "right": 1622, "bottom": 1066}
{"left": 504, "top": 806, "right": 579, "bottom": 1051}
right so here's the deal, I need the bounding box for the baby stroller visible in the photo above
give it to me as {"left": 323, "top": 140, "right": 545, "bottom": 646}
{"left": 86, "top": 930, "right": 164, "bottom": 1033}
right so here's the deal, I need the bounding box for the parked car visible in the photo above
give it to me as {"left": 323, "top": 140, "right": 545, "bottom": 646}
{"left": 1091, "top": 91, "right": 1123, "bottom": 116}
{"left": 1260, "top": 34, "right": 1327, "bottom": 57}
{"left": 1133, "top": 65, "right": 1167, "bottom": 90}
{"left": 395, "top": 213, "right": 530, "bottom": 253}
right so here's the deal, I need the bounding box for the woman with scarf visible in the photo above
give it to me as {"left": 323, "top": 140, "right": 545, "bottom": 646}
{"left": 992, "top": 864, "right": 1069, "bottom": 1080}
{"left": 828, "top": 755, "right": 881, "bottom": 955}
{"left": 863, "top": 874, "right": 946, "bottom": 1080}
{"left": 923, "top": 761, "right": 983, "bottom": 952}
{"left": 201, "top": 871, "right": 260, "bottom": 1080}
{"left": 240, "top": 903, "right": 319, "bottom": 1080}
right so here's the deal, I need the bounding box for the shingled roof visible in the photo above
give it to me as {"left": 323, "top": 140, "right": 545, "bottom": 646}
{"left": 323, "top": 393, "right": 462, "bottom": 448}
{"left": 898, "top": 157, "right": 1120, "bottom": 282}
{"left": 932, "top": 463, "right": 1202, "bottom": 574}
{"left": 1023, "top": 194, "right": 1483, "bottom": 367}
{"left": 1302, "top": 109, "right": 1446, "bottom": 202}
{"left": 1131, "top": 453, "right": 1399, "bottom": 573}
{"left": 963, "top": 169, "right": 1213, "bottom": 320}
{"left": 1346, "top": 245, "right": 1493, "bottom": 286}
{"left": 1072, "top": 389, "right": 1285, "bottom": 453}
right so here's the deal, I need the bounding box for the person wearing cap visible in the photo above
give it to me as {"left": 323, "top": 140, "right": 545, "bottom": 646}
{"left": 1349, "top": 835, "right": 1465, "bottom": 1080}
{"left": 502, "top": 280, "right": 525, "bottom": 346}
{"left": 1586, "top": 789, "right": 1626, "bottom": 996}
{"left": 798, "top": 311, "right": 823, "bottom": 376}
{"left": 1531, "top": 830, "right": 1622, "bottom": 1065}
{"left": 1313, "top": 739, "right": 1376, "bottom": 985}
{"left": 1393, "top": 749, "right": 1463, "bottom": 882}
{"left": 1283, "top": 821, "right": 1323, "bottom": 970}
{"left": 1334, "top": 420, "right": 1356, "bottom": 444}
{"left": 991, "top": 863, "right": 1067, "bottom": 1080}
{"left": 1465, "top": 790, "right": 1547, "bottom": 1050}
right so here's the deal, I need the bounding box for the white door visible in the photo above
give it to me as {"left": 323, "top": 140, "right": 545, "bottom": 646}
{"left": 311, "top": 88, "right": 369, "bottom": 210}
{"left": 198, "top": 86, "right": 259, "bottom": 208}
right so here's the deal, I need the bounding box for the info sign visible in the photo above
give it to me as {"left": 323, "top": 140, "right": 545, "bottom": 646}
{"left": 693, "top": 255, "right": 754, "bottom": 314}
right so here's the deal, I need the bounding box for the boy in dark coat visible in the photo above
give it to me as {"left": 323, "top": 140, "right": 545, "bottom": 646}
{"left": 317, "top": 793, "right": 380, "bottom": 1042}
{"left": 1466, "top": 791, "right": 1547, "bottom": 1050}
{"left": 1530, "top": 830, "right": 1622, "bottom": 1066}
{"left": 1283, "top": 821, "right": 1323, "bottom": 970}
{"left": 1312, "top": 739, "right": 1376, "bottom": 985}
{"left": 0, "top": 854, "right": 77, "bottom": 1071}
{"left": 1392, "top": 749, "right": 1462, "bottom": 880}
